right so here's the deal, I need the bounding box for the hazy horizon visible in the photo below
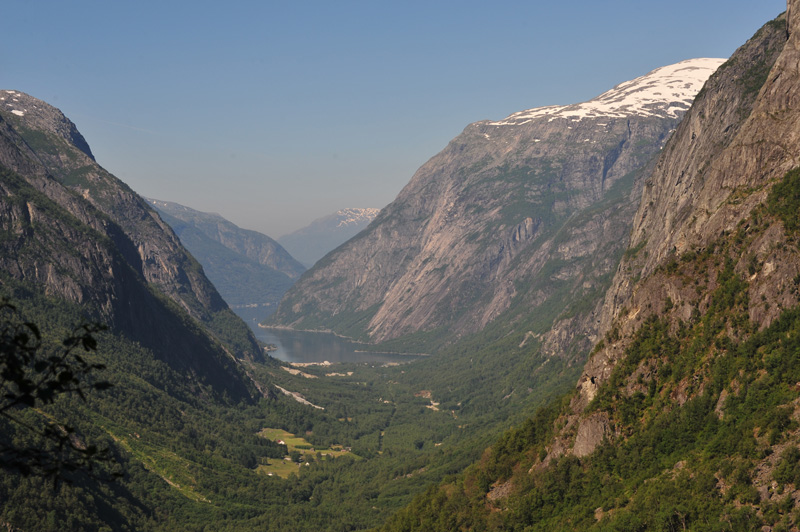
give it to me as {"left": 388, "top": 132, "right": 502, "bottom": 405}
{"left": 3, "top": 0, "right": 785, "bottom": 237}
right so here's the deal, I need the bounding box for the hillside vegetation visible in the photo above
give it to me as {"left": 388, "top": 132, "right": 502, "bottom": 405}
{"left": 379, "top": 10, "right": 800, "bottom": 532}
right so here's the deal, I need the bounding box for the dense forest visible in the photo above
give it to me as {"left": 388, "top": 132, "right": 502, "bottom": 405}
{"left": 0, "top": 274, "right": 581, "bottom": 530}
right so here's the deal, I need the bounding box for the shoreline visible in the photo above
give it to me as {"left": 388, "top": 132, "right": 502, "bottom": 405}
{"left": 258, "top": 323, "right": 363, "bottom": 342}
{"left": 256, "top": 325, "right": 430, "bottom": 357}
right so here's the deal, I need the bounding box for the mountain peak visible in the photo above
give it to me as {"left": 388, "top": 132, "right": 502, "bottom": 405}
{"left": 277, "top": 208, "right": 380, "bottom": 268}
{"left": 1, "top": 89, "right": 95, "bottom": 160}
{"left": 271, "top": 57, "right": 715, "bottom": 345}
{"left": 334, "top": 208, "right": 381, "bottom": 228}
{"left": 146, "top": 198, "right": 227, "bottom": 223}
{"left": 488, "top": 58, "right": 726, "bottom": 126}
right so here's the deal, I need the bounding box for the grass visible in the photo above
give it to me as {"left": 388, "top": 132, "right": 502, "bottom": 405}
{"left": 255, "top": 460, "right": 309, "bottom": 479}
{"left": 257, "top": 428, "right": 356, "bottom": 478}
{"left": 101, "top": 422, "right": 211, "bottom": 503}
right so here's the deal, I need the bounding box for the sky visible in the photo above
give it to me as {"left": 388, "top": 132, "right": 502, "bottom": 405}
{"left": 2, "top": 0, "right": 787, "bottom": 237}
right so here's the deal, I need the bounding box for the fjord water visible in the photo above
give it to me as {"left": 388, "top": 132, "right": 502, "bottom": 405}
{"left": 236, "top": 305, "right": 423, "bottom": 364}
{"left": 254, "top": 327, "right": 422, "bottom": 364}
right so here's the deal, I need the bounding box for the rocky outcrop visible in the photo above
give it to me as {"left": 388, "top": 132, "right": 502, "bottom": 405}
{"left": 271, "top": 60, "right": 723, "bottom": 352}
{"left": 565, "top": 10, "right": 799, "bottom": 457}
{"left": 572, "top": 412, "right": 612, "bottom": 457}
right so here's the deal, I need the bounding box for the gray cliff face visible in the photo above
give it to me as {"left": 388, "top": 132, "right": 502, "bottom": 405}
{"left": 0, "top": 91, "right": 263, "bottom": 370}
{"left": 559, "top": 10, "right": 800, "bottom": 457}
{"left": 595, "top": 18, "right": 792, "bottom": 339}
{"left": 272, "top": 61, "right": 721, "bottom": 350}
{"left": 0, "top": 92, "right": 230, "bottom": 325}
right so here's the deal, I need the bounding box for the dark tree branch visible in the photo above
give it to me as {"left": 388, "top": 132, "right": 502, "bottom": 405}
{"left": 0, "top": 298, "right": 120, "bottom": 485}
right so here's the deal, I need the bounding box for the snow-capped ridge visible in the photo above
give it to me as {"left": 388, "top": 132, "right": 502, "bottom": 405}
{"left": 335, "top": 208, "right": 380, "bottom": 228}
{"left": 489, "top": 58, "right": 726, "bottom": 126}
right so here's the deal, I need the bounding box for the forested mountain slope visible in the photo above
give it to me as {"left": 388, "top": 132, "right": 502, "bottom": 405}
{"left": 271, "top": 59, "right": 723, "bottom": 356}
{"left": 0, "top": 88, "right": 541, "bottom": 532}
{"left": 0, "top": 92, "right": 265, "bottom": 393}
{"left": 2, "top": 5, "right": 795, "bottom": 530}
{"left": 381, "top": 7, "right": 800, "bottom": 531}
{"left": 0, "top": 91, "right": 318, "bottom": 529}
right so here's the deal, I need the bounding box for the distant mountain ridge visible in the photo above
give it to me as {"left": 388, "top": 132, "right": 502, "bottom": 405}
{"left": 148, "top": 198, "right": 305, "bottom": 320}
{"left": 278, "top": 207, "right": 380, "bottom": 267}
{"left": 270, "top": 59, "right": 723, "bottom": 353}
{"left": 149, "top": 199, "right": 305, "bottom": 280}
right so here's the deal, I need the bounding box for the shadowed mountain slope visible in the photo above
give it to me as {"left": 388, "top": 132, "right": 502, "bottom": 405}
{"left": 0, "top": 90, "right": 264, "bottom": 398}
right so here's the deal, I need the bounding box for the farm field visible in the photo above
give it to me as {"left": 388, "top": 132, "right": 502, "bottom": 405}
{"left": 257, "top": 428, "right": 356, "bottom": 478}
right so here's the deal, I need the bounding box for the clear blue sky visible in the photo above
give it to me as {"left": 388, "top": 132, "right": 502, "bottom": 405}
{"left": 2, "top": 0, "right": 786, "bottom": 237}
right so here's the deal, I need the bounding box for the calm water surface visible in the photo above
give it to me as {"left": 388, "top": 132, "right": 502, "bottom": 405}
{"left": 235, "top": 306, "right": 423, "bottom": 364}
{"left": 254, "top": 327, "right": 423, "bottom": 365}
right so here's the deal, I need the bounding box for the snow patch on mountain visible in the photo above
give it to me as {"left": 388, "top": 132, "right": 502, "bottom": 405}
{"left": 278, "top": 207, "right": 380, "bottom": 268}
{"left": 335, "top": 208, "right": 380, "bottom": 228}
{"left": 2, "top": 90, "right": 27, "bottom": 117}
{"left": 489, "top": 58, "right": 726, "bottom": 126}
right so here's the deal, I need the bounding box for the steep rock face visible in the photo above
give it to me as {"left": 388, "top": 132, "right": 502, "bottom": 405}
{"left": 0, "top": 166, "right": 255, "bottom": 402}
{"left": 271, "top": 60, "right": 723, "bottom": 350}
{"left": 278, "top": 208, "right": 380, "bottom": 268}
{"left": 0, "top": 91, "right": 262, "bottom": 361}
{"left": 562, "top": 11, "right": 796, "bottom": 456}
{"left": 596, "top": 18, "right": 792, "bottom": 338}
{"left": 380, "top": 9, "right": 800, "bottom": 531}
{"left": 0, "top": 93, "right": 265, "bottom": 400}
{"left": 148, "top": 199, "right": 304, "bottom": 315}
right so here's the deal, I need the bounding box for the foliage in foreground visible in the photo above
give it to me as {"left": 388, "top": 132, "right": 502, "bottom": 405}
{"left": 0, "top": 299, "right": 116, "bottom": 483}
